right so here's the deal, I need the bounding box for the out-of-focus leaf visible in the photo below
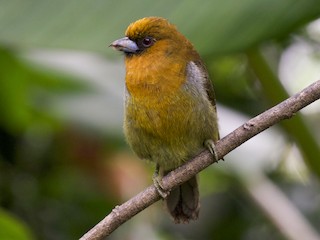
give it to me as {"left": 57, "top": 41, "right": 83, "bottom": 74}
{"left": 0, "top": 0, "right": 319, "bottom": 56}
{"left": 0, "top": 209, "right": 34, "bottom": 240}
{"left": 0, "top": 47, "right": 89, "bottom": 132}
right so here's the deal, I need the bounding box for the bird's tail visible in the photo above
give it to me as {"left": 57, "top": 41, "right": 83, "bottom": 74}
{"left": 164, "top": 175, "right": 200, "bottom": 223}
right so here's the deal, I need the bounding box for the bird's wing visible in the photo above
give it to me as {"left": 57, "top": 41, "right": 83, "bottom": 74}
{"left": 193, "top": 60, "right": 217, "bottom": 110}
{"left": 186, "top": 60, "right": 220, "bottom": 141}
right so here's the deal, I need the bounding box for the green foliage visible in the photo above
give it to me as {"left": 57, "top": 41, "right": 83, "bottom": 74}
{"left": 0, "top": 209, "right": 34, "bottom": 240}
{"left": 0, "top": 47, "right": 88, "bottom": 133}
{"left": 0, "top": 0, "right": 319, "bottom": 55}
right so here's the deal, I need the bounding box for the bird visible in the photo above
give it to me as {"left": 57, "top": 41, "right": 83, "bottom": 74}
{"left": 110, "top": 16, "right": 220, "bottom": 223}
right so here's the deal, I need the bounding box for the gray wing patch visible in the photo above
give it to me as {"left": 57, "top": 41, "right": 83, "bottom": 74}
{"left": 185, "top": 61, "right": 217, "bottom": 108}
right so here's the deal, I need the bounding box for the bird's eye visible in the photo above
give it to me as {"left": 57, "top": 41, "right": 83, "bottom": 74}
{"left": 142, "top": 37, "right": 154, "bottom": 47}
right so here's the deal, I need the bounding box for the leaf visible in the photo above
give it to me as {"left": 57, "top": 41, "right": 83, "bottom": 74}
{"left": 0, "top": 0, "right": 319, "bottom": 55}
{"left": 0, "top": 47, "right": 89, "bottom": 132}
{"left": 0, "top": 209, "right": 34, "bottom": 240}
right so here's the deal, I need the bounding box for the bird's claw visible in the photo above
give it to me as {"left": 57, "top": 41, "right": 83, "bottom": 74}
{"left": 153, "top": 165, "right": 170, "bottom": 198}
{"left": 205, "top": 139, "right": 218, "bottom": 161}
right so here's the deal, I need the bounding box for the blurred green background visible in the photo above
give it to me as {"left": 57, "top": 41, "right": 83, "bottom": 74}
{"left": 1, "top": 0, "right": 320, "bottom": 239}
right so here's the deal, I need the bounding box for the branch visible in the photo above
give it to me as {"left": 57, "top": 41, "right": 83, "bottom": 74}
{"left": 80, "top": 79, "right": 320, "bottom": 240}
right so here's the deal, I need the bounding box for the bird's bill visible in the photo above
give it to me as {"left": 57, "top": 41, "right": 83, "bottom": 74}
{"left": 110, "top": 37, "right": 139, "bottom": 53}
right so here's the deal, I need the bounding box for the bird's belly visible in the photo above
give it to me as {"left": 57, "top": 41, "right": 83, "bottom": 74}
{"left": 124, "top": 95, "right": 216, "bottom": 171}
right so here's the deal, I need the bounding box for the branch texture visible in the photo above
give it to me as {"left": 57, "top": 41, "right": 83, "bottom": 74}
{"left": 80, "top": 79, "right": 320, "bottom": 240}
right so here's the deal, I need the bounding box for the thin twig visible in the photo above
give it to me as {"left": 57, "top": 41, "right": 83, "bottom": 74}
{"left": 80, "top": 80, "right": 320, "bottom": 240}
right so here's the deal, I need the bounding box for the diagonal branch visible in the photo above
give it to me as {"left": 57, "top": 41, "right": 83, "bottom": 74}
{"left": 80, "top": 79, "right": 320, "bottom": 240}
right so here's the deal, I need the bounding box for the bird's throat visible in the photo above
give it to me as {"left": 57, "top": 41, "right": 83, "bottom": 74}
{"left": 125, "top": 56, "right": 186, "bottom": 102}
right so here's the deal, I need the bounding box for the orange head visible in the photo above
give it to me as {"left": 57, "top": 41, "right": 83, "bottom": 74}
{"left": 110, "top": 17, "right": 198, "bottom": 61}
{"left": 110, "top": 17, "right": 202, "bottom": 97}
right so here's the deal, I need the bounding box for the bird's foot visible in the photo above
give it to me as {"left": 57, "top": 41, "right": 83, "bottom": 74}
{"left": 205, "top": 139, "right": 218, "bottom": 161}
{"left": 153, "top": 165, "right": 169, "bottom": 198}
